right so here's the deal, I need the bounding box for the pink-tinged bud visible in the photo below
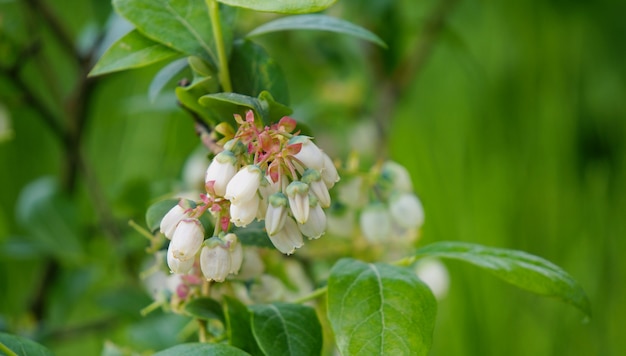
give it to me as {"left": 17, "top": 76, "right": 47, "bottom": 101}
{"left": 200, "top": 241, "right": 231, "bottom": 282}
{"left": 359, "top": 203, "right": 391, "bottom": 243}
{"left": 224, "top": 233, "right": 243, "bottom": 274}
{"left": 381, "top": 161, "right": 413, "bottom": 193}
{"left": 230, "top": 193, "right": 260, "bottom": 227}
{"left": 298, "top": 203, "right": 326, "bottom": 239}
{"left": 205, "top": 150, "right": 238, "bottom": 197}
{"left": 265, "top": 192, "right": 288, "bottom": 235}
{"left": 289, "top": 136, "right": 324, "bottom": 171}
{"left": 321, "top": 152, "right": 340, "bottom": 188}
{"left": 167, "top": 244, "right": 195, "bottom": 274}
{"left": 302, "top": 169, "right": 331, "bottom": 208}
{"left": 268, "top": 216, "right": 304, "bottom": 255}
{"left": 160, "top": 204, "right": 188, "bottom": 239}
{"left": 389, "top": 193, "right": 424, "bottom": 229}
{"left": 286, "top": 181, "right": 310, "bottom": 224}
{"left": 170, "top": 219, "right": 204, "bottom": 261}
{"left": 225, "top": 165, "right": 262, "bottom": 204}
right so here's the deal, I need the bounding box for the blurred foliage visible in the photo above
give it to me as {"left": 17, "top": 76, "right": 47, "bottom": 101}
{"left": 0, "top": 0, "right": 624, "bottom": 355}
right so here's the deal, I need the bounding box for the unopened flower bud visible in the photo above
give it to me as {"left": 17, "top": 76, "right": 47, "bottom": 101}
{"left": 268, "top": 216, "right": 304, "bottom": 255}
{"left": 169, "top": 219, "right": 204, "bottom": 261}
{"left": 359, "top": 203, "right": 391, "bottom": 243}
{"left": 160, "top": 204, "right": 188, "bottom": 239}
{"left": 265, "top": 192, "right": 288, "bottom": 235}
{"left": 200, "top": 240, "right": 231, "bottom": 282}
{"left": 230, "top": 193, "right": 260, "bottom": 227}
{"left": 389, "top": 193, "right": 424, "bottom": 229}
{"left": 289, "top": 136, "right": 324, "bottom": 171}
{"left": 205, "top": 150, "right": 237, "bottom": 197}
{"left": 225, "top": 165, "right": 262, "bottom": 204}
{"left": 298, "top": 203, "right": 326, "bottom": 239}
{"left": 286, "top": 181, "right": 310, "bottom": 224}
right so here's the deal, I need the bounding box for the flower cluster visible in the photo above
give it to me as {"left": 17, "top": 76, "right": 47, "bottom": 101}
{"left": 159, "top": 110, "right": 339, "bottom": 282}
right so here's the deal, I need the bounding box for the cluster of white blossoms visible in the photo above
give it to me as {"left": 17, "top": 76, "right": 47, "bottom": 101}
{"left": 159, "top": 111, "right": 339, "bottom": 282}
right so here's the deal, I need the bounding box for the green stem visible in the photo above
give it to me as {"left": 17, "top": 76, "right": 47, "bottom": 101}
{"left": 207, "top": 0, "right": 233, "bottom": 92}
{"left": 292, "top": 286, "right": 328, "bottom": 304}
{"left": 0, "top": 342, "right": 18, "bottom": 356}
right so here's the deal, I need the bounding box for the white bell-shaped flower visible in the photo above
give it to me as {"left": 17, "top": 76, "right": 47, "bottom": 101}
{"left": 268, "top": 216, "right": 304, "bottom": 255}
{"left": 205, "top": 150, "right": 238, "bottom": 197}
{"left": 381, "top": 161, "right": 413, "bottom": 193}
{"left": 225, "top": 165, "right": 262, "bottom": 204}
{"left": 298, "top": 202, "right": 326, "bottom": 239}
{"left": 167, "top": 243, "right": 195, "bottom": 274}
{"left": 265, "top": 192, "right": 288, "bottom": 235}
{"left": 224, "top": 233, "right": 243, "bottom": 275}
{"left": 389, "top": 193, "right": 424, "bottom": 229}
{"left": 289, "top": 136, "right": 324, "bottom": 171}
{"left": 230, "top": 193, "right": 260, "bottom": 227}
{"left": 200, "top": 240, "right": 231, "bottom": 282}
{"left": 302, "top": 169, "right": 331, "bottom": 208}
{"left": 321, "top": 152, "right": 340, "bottom": 188}
{"left": 286, "top": 181, "right": 310, "bottom": 224}
{"left": 359, "top": 202, "right": 391, "bottom": 243}
{"left": 169, "top": 219, "right": 204, "bottom": 261}
{"left": 160, "top": 204, "right": 188, "bottom": 240}
{"left": 415, "top": 258, "right": 449, "bottom": 300}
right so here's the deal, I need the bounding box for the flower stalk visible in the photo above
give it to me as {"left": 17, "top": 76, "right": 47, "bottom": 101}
{"left": 207, "top": 0, "right": 233, "bottom": 92}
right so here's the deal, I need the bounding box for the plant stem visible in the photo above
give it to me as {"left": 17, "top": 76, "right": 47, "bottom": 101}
{"left": 0, "top": 342, "right": 18, "bottom": 356}
{"left": 207, "top": 0, "right": 233, "bottom": 92}
{"left": 292, "top": 286, "right": 328, "bottom": 304}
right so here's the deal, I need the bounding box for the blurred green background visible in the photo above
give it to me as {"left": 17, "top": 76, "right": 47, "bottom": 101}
{"left": 1, "top": 0, "right": 624, "bottom": 355}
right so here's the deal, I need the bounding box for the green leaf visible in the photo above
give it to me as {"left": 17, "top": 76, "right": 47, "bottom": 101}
{"left": 89, "top": 29, "right": 181, "bottom": 76}
{"left": 231, "top": 221, "right": 274, "bottom": 248}
{"left": 416, "top": 241, "right": 592, "bottom": 318}
{"left": 198, "top": 91, "right": 292, "bottom": 127}
{"left": 113, "top": 0, "right": 235, "bottom": 64}
{"left": 224, "top": 296, "right": 263, "bottom": 355}
{"left": 145, "top": 199, "right": 179, "bottom": 233}
{"left": 247, "top": 14, "right": 387, "bottom": 48}
{"left": 153, "top": 343, "right": 250, "bottom": 356}
{"left": 16, "top": 177, "right": 83, "bottom": 262}
{"left": 327, "top": 258, "right": 437, "bottom": 356}
{"left": 217, "top": 0, "right": 336, "bottom": 14}
{"left": 249, "top": 303, "right": 322, "bottom": 356}
{"left": 258, "top": 91, "right": 292, "bottom": 122}
{"left": 176, "top": 76, "right": 221, "bottom": 124}
{"left": 0, "top": 332, "right": 53, "bottom": 356}
{"left": 229, "top": 40, "right": 290, "bottom": 105}
{"left": 149, "top": 58, "right": 189, "bottom": 102}
{"left": 184, "top": 297, "right": 225, "bottom": 322}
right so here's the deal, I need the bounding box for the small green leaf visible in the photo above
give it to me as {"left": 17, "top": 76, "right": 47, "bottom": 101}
{"left": 198, "top": 92, "right": 264, "bottom": 125}
{"left": 231, "top": 221, "right": 274, "bottom": 248}
{"left": 153, "top": 342, "right": 250, "bottom": 356}
{"left": 217, "top": 0, "right": 336, "bottom": 14}
{"left": 113, "top": 0, "right": 235, "bottom": 63}
{"left": 416, "top": 241, "right": 592, "bottom": 318}
{"left": 247, "top": 14, "right": 387, "bottom": 48}
{"left": 0, "top": 332, "right": 53, "bottom": 356}
{"left": 149, "top": 58, "right": 189, "bottom": 102}
{"left": 145, "top": 199, "right": 179, "bottom": 233}
{"left": 89, "top": 29, "right": 180, "bottom": 76}
{"left": 224, "top": 296, "right": 263, "bottom": 355}
{"left": 258, "top": 91, "right": 292, "bottom": 122}
{"left": 327, "top": 258, "right": 437, "bottom": 356}
{"left": 184, "top": 297, "right": 225, "bottom": 322}
{"left": 229, "top": 40, "right": 290, "bottom": 106}
{"left": 249, "top": 303, "right": 322, "bottom": 356}
{"left": 175, "top": 76, "right": 221, "bottom": 124}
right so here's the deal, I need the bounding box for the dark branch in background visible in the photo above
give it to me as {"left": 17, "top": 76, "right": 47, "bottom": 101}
{"left": 372, "top": 0, "right": 460, "bottom": 158}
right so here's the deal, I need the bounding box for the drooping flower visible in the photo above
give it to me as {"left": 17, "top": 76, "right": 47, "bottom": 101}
{"left": 167, "top": 244, "right": 195, "bottom": 274}
{"left": 289, "top": 136, "right": 324, "bottom": 171}
{"left": 200, "top": 240, "right": 231, "bottom": 282}
{"left": 169, "top": 219, "right": 204, "bottom": 261}
{"left": 381, "top": 161, "right": 413, "bottom": 193}
{"left": 389, "top": 193, "right": 424, "bottom": 229}
{"left": 286, "top": 181, "right": 310, "bottom": 224}
{"left": 225, "top": 165, "right": 262, "bottom": 204}
{"left": 268, "top": 216, "right": 304, "bottom": 255}
{"left": 359, "top": 202, "right": 391, "bottom": 243}
{"left": 224, "top": 233, "right": 243, "bottom": 275}
{"left": 321, "top": 152, "right": 340, "bottom": 188}
{"left": 160, "top": 204, "right": 188, "bottom": 239}
{"left": 205, "top": 150, "right": 238, "bottom": 197}
{"left": 265, "top": 192, "right": 288, "bottom": 236}
{"left": 298, "top": 201, "right": 326, "bottom": 239}
{"left": 302, "top": 169, "right": 331, "bottom": 208}
{"left": 230, "top": 193, "right": 260, "bottom": 227}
